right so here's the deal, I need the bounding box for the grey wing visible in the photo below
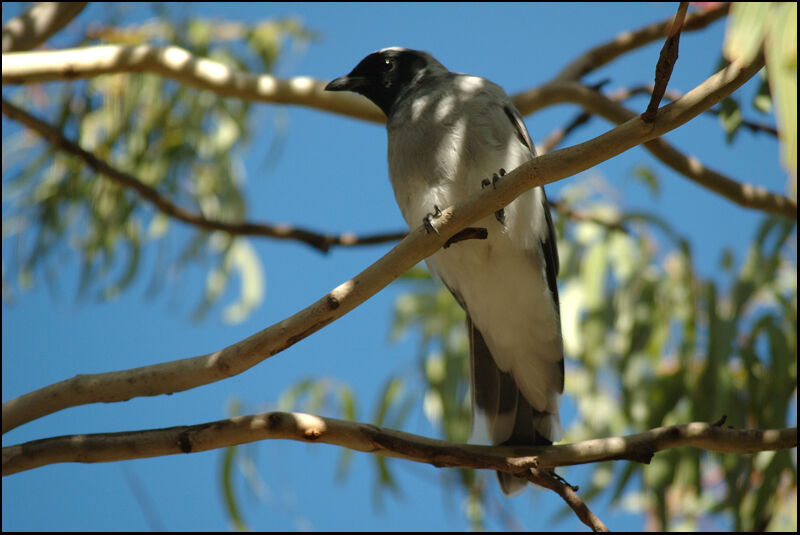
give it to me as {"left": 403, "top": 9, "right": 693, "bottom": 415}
{"left": 540, "top": 186, "right": 564, "bottom": 394}
{"left": 504, "top": 101, "right": 562, "bottom": 338}
{"left": 503, "top": 103, "right": 536, "bottom": 157}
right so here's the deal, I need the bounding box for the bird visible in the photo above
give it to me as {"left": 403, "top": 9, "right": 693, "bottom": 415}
{"left": 326, "top": 48, "right": 563, "bottom": 495}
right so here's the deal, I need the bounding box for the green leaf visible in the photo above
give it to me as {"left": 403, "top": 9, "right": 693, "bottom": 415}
{"left": 220, "top": 445, "right": 248, "bottom": 532}
{"left": 630, "top": 165, "right": 661, "bottom": 198}
{"left": 724, "top": 2, "right": 771, "bottom": 66}
{"left": 753, "top": 75, "right": 773, "bottom": 114}
{"left": 718, "top": 97, "right": 743, "bottom": 143}
{"left": 221, "top": 239, "right": 265, "bottom": 325}
{"left": 764, "top": 2, "right": 797, "bottom": 182}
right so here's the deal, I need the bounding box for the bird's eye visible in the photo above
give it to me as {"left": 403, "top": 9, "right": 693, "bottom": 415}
{"left": 384, "top": 57, "right": 396, "bottom": 71}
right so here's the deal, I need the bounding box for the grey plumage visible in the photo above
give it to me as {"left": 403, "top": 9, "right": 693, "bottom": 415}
{"left": 327, "top": 48, "right": 564, "bottom": 495}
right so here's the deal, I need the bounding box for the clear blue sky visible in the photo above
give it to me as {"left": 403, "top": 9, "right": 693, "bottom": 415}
{"left": 2, "top": 2, "right": 788, "bottom": 531}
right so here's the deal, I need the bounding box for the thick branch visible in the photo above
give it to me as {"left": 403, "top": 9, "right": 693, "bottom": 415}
{"left": 1, "top": 52, "right": 768, "bottom": 434}
{"left": 3, "top": 412, "right": 796, "bottom": 476}
{"left": 1, "top": 2, "right": 88, "bottom": 53}
{"left": 0, "top": 98, "right": 405, "bottom": 253}
{"left": 1, "top": 44, "right": 386, "bottom": 123}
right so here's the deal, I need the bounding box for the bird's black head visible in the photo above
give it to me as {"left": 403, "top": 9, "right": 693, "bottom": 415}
{"left": 325, "top": 48, "right": 443, "bottom": 117}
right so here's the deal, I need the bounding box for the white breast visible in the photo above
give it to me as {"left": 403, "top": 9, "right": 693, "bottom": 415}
{"left": 386, "top": 73, "right": 563, "bottom": 419}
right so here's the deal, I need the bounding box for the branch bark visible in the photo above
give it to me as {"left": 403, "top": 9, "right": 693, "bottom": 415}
{"left": 1, "top": 44, "right": 386, "bottom": 123}
{"left": 641, "top": 2, "right": 688, "bottom": 122}
{"left": 552, "top": 3, "right": 729, "bottom": 82}
{"left": 1, "top": 51, "right": 768, "bottom": 435}
{"left": 515, "top": 81, "right": 797, "bottom": 219}
{"left": 3, "top": 4, "right": 792, "bottom": 219}
{"left": 0, "top": 97, "right": 406, "bottom": 253}
{"left": 0, "top": 5, "right": 731, "bottom": 119}
{"left": 1, "top": 2, "right": 88, "bottom": 53}
{"left": 3, "top": 411, "right": 795, "bottom": 476}
{"left": 4, "top": 413, "right": 794, "bottom": 531}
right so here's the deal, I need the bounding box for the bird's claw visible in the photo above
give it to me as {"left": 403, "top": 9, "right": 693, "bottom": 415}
{"left": 423, "top": 204, "right": 442, "bottom": 235}
{"left": 481, "top": 168, "right": 506, "bottom": 224}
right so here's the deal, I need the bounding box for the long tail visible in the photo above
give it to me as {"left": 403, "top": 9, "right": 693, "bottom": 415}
{"left": 468, "top": 315, "right": 554, "bottom": 496}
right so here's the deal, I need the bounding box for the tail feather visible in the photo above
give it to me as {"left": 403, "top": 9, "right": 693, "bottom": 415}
{"left": 468, "top": 315, "right": 555, "bottom": 496}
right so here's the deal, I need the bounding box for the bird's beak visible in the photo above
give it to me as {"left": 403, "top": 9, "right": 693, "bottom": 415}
{"left": 325, "top": 75, "right": 369, "bottom": 92}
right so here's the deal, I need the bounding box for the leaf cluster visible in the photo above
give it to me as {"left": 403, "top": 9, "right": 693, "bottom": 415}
{"left": 2, "top": 5, "right": 312, "bottom": 321}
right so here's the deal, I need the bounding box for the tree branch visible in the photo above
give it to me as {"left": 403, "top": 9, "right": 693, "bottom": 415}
{"left": 0, "top": 98, "right": 406, "bottom": 253}
{"left": 0, "top": 97, "right": 638, "bottom": 253}
{"left": 1, "top": 2, "right": 88, "bottom": 53}
{"left": 3, "top": 5, "right": 791, "bottom": 219}
{"left": 1, "top": 44, "right": 386, "bottom": 123}
{"left": 611, "top": 85, "right": 779, "bottom": 137}
{"left": 3, "top": 412, "right": 794, "bottom": 531}
{"left": 515, "top": 81, "right": 796, "bottom": 219}
{"left": 1, "top": 51, "right": 768, "bottom": 434}
{"left": 552, "top": 3, "right": 729, "bottom": 82}
{"left": 547, "top": 199, "right": 630, "bottom": 234}
{"left": 641, "top": 2, "right": 688, "bottom": 122}
{"left": 3, "top": 411, "right": 796, "bottom": 477}
{"left": 525, "top": 469, "right": 609, "bottom": 532}
{"left": 0, "top": 5, "right": 729, "bottom": 121}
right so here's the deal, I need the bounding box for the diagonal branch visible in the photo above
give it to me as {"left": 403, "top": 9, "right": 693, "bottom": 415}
{"left": 1, "top": 2, "right": 88, "bottom": 53}
{"left": 525, "top": 469, "right": 609, "bottom": 531}
{"left": 1, "top": 51, "right": 768, "bottom": 435}
{"left": 0, "top": 98, "right": 406, "bottom": 253}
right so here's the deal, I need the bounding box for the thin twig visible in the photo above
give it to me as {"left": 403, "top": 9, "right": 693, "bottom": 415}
{"left": 539, "top": 80, "right": 609, "bottom": 154}
{"left": 527, "top": 469, "right": 609, "bottom": 532}
{"left": 0, "top": 98, "right": 406, "bottom": 253}
{"left": 642, "top": 2, "right": 689, "bottom": 122}
{"left": 548, "top": 199, "right": 629, "bottom": 234}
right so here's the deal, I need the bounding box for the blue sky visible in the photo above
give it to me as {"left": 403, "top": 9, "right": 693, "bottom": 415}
{"left": 2, "top": 2, "right": 789, "bottom": 531}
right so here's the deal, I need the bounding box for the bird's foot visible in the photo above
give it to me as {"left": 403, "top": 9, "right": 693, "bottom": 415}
{"left": 423, "top": 204, "right": 442, "bottom": 235}
{"left": 481, "top": 168, "right": 506, "bottom": 224}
